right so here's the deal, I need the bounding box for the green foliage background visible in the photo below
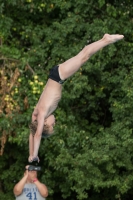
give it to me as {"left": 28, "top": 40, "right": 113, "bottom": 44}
{"left": 0, "top": 0, "right": 133, "bottom": 199}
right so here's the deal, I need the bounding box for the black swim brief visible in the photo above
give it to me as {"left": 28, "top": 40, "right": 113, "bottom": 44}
{"left": 48, "top": 65, "right": 66, "bottom": 84}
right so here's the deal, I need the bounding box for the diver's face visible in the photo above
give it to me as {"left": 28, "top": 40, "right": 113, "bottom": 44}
{"left": 44, "top": 115, "right": 55, "bottom": 127}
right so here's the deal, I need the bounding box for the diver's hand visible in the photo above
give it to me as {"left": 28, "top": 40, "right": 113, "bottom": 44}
{"left": 28, "top": 155, "right": 34, "bottom": 163}
{"left": 33, "top": 156, "right": 40, "bottom": 163}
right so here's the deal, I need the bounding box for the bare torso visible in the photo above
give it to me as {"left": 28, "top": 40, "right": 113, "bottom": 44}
{"left": 35, "top": 79, "right": 62, "bottom": 119}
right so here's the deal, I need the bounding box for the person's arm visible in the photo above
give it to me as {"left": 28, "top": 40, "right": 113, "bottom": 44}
{"left": 29, "top": 133, "right": 34, "bottom": 160}
{"left": 13, "top": 170, "right": 28, "bottom": 196}
{"left": 33, "top": 179, "right": 48, "bottom": 198}
{"left": 28, "top": 107, "right": 38, "bottom": 162}
{"left": 33, "top": 112, "right": 45, "bottom": 158}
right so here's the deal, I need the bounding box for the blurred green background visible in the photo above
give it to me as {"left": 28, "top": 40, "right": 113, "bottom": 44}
{"left": 0, "top": 0, "right": 133, "bottom": 199}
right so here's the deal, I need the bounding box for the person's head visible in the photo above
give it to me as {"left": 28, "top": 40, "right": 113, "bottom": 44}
{"left": 24, "top": 166, "right": 37, "bottom": 182}
{"left": 29, "top": 114, "right": 55, "bottom": 138}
